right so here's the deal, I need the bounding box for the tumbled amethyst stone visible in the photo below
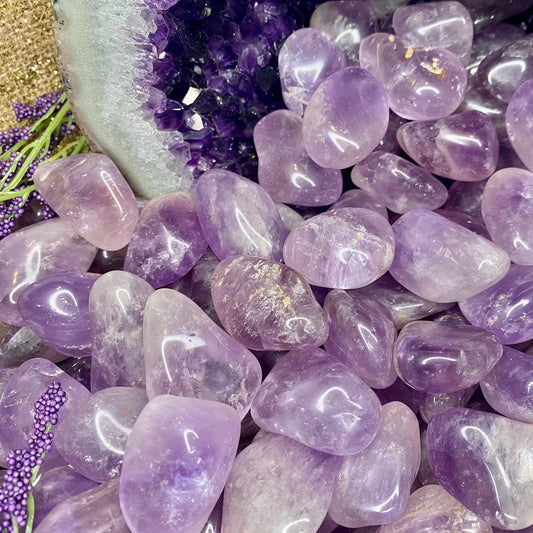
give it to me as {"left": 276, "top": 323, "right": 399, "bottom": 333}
{"left": 506, "top": 80, "right": 533, "bottom": 174}
{"left": 330, "top": 189, "right": 388, "bottom": 219}
{"left": 419, "top": 385, "right": 477, "bottom": 424}
{"left": 278, "top": 28, "right": 346, "bottom": 115}
{"left": 195, "top": 169, "right": 287, "bottom": 261}
{"left": 389, "top": 209, "right": 510, "bottom": 303}
{"left": 276, "top": 203, "right": 304, "bottom": 231}
{"left": 396, "top": 111, "right": 498, "bottom": 182}
{"left": 251, "top": 347, "right": 381, "bottom": 455}
{"left": 445, "top": 179, "right": 486, "bottom": 223}
{"left": 434, "top": 208, "right": 491, "bottom": 240}
{"left": 283, "top": 208, "right": 394, "bottom": 289}
{"left": 211, "top": 255, "right": 328, "bottom": 351}
{"left": 302, "top": 67, "right": 389, "bottom": 169}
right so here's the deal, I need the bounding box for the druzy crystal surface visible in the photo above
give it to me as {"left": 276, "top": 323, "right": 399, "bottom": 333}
{"left": 506, "top": 80, "right": 533, "bottom": 173}
{"left": 120, "top": 395, "right": 240, "bottom": 533}
{"left": 283, "top": 208, "right": 394, "bottom": 289}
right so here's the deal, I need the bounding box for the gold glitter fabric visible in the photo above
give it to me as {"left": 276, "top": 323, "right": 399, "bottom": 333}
{"left": 0, "top": 0, "right": 62, "bottom": 131}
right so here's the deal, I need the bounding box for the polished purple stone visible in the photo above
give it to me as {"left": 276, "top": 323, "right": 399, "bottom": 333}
{"left": 254, "top": 110, "right": 343, "bottom": 206}
{"left": 350, "top": 151, "right": 448, "bottom": 214}
{"left": 143, "top": 288, "right": 262, "bottom": 418}
{"left": 329, "top": 402, "right": 420, "bottom": 528}
{"left": 276, "top": 203, "right": 304, "bottom": 231}
{"left": 445, "top": 179, "right": 486, "bottom": 223}
{"left": 211, "top": 255, "right": 328, "bottom": 351}
{"left": 278, "top": 28, "right": 346, "bottom": 115}
{"left": 459, "top": 265, "right": 533, "bottom": 344}
{"left": 427, "top": 408, "right": 533, "bottom": 530}
{"left": 222, "top": 432, "right": 340, "bottom": 533}
{"left": 506, "top": 80, "right": 533, "bottom": 173}
{"left": 0, "top": 218, "right": 96, "bottom": 326}
{"left": 119, "top": 395, "right": 240, "bottom": 533}
{"left": 419, "top": 385, "right": 477, "bottom": 424}
{"left": 302, "top": 67, "right": 389, "bottom": 169}
{"left": 396, "top": 111, "right": 498, "bottom": 182}
{"left": 283, "top": 208, "right": 394, "bottom": 289}
{"left": 251, "top": 347, "right": 381, "bottom": 455}
{"left": 364, "top": 0, "right": 409, "bottom": 18}
{"left": 324, "top": 290, "right": 396, "bottom": 389}
{"left": 434, "top": 208, "right": 491, "bottom": 240}
{"left": 195, "top": 169, "right": 287, "bottom": 261}
{"left": 374, "top": 378, "right": 425, "bottom": 414}
{"left": 389, "top": 209, "right": 510, "bottom": 303}
{"left": 330, "top": 189, "right": 388, "bottom": 219}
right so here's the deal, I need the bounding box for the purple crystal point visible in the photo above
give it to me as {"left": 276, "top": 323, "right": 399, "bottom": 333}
{"left": 302, "top": 67, "right": 389, "bottom": 169}
{"left": 507, "top": 80, "right": 533, "bottom": 173}
{"left": 119, "top": 395, "right": 240, "bottom": 533}
{"left": 278, "top": 28, "right": 346, "bottom": 116}
{"left": 427, "top": 408, "right": 533, "bottom": 530}
{"left": 389, "top": 209, "right": 510, "bottom": 303}
{"left": 283, "top": 208, "right": 394, "bottom": 289}
{"left": 211, "top": 255, "right": 328, "bottom": 351}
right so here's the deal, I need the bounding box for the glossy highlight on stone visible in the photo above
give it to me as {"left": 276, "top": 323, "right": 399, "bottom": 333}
{"left": 506, "top": 80, "right": 533, "bottom": 174}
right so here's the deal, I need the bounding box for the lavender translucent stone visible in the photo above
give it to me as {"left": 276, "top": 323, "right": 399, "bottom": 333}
{"left": 251, "top": 347, "right": 381, "bottom": 455}
{"left": 34, "top": 478, "right": 130, "bottom": 533}
{"left": 254, "top": 110, "right": 342, "bottom": 206}
{"left": 55, "top": 387, "right": 148, "bottom": 483}
{"left": 480, "top": 346, "right": 533, "bottom": 423}
{"left": 195, "top": 169, "right": 287, "bottom": 261}
{"left": 0, "top": 218, "right": 96, "bottom": 326}
{"left": 329, "top": 402, "right": 420, "bottom": 528}
{"left": 17, "top": 272, "right": 99, "bottom": 358}
{"left": 222, "top": 433, "right": 340, "bottom": 533}
{"left": 33, "top": 153, "right": 139, "bottom": 250}
{"left": 124, "top": 192, "right": 207, "bottom": 288}
{"left": 359, "top": 33, "right": 467, "bottom": 120}
{"left": 302, "top": 67, "right": 389, "bottom": 169}
{"left": 120, "top": 395, "right": 240, "bottom": 533}
{"left": 330, "top": 189, "right": 388, "bottom": 219}
{"left": 427, "top": 408, "right": 533, "bottom": 530}
{"left": 392, "top": 2, "right": 473, "bottom": 65}
{"left": 143, "top": 289, "right": 262, "bottom": 417}
{"left": 378, "top": 484, "right": 493, "bottom": 533}
{"left": 396, "top": 111, "right": 498, "bottom": 182}
{"left": 276, "top": 204, "right": 304, "bottom": 231}
{"left": 278, "top": 28, "right": 346, "bottom": 115}
{"left": 419, "top": 385, "right": 477, "bottom": 424}
{"left": 389, "top": 209, "right": 510, "bottom": 303}
{"left": 211, "top": 256, "right": 328, "bottom": 351}
{"left": 459, "top": 265, "right": 533, "bottom": 344}
{"left": 324, "top": 290, "right": 397, "bottom": 388}
{"left": 283, "top": 208, "right": 394, "bottom": 289}
{"left": 350, "top": 151, "right": 448, "bottom": 214}
{"left": 434, "top": 208, "right": 491, "bottom": 240}
{"left": 506, "top": 80, "right": 533, "bottom": 173}
{"left": 394, "top": 321, "right": 502, "bottom": 393}
{"left": 309, "top": 1, "right": 377, "bottom": 65}
{"left": 89, "top": 271, "right": 153, "bottom": 391}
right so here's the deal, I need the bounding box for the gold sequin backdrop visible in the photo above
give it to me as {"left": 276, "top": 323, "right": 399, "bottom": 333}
{"left": 0, "top": 0, "right": 62, "bottom": 131}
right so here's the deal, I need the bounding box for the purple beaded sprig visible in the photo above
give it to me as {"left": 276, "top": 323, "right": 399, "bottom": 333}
{"left": 0, "top": 382, "right": 68, "bottom": 533}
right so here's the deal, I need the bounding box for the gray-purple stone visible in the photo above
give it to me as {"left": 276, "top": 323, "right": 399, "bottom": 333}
{"left": 330, "top": 189, "right": 388, "bottom": 219}
{"left": 434, "top": 208, "right": 491, "bottom": 240}
{"left": 374, "top": 378, "right": 425, "bottom": 414}
{"left": 283, "top": 208, "right": 394, "bottom": 289}
{"left": 419, "top": 385, "right": 477, "bottom": 424}
{"left": 119, "top": 395, "right": 240, "bottom": 533}
{"left": 276, "top": 204, "right": 304, "bottom": 232}
{"left": 507, "top": 80, "right": 533, "bottom": 174}
{"left": 445, "top": 179, "right": 486, "bottom": 223}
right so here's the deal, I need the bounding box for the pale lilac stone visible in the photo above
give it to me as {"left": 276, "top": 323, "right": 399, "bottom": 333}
{"left": 0, "top": 218, "right": 96, "bottom": 326}
{"left": 389, "top": 209, "right": 510, "bottom": 303}
{"left": 124, "top": 192, "right": 207, "bottom": 288}
{"left": 445, "top": 179, "right": 486, "bottom": 223}
{"left": 506, "top": 80, "right": 533, "bottom": 173}
{"left": 55, "top": 387, "right": 148, "bottom": 483}
{"left": 309, "top": 1, "right": 378, "bottom": 65}
{"left": 89, "top": 271, "right": 153, "bottom": 391}
{"left": 251, "top": 347, "right": 382, "bottom": 455}
{"left": 351, "top": 151, "right": 448, "bottom": 214}
{"left": 276, "top": 203, "right": 304, "bottom": 231}
{"left": 254, "top": 110, "right": 343, "bottom": 206}
{"left": 278, "top": 28, "right": 347, "bottom": 116}
{"left": 302, "top": 67, "right": 389, "bottom": 169}
{"left": 222, "top": 432, "right": 340, "bottom": 533}
{"left": 396, "top": 111, "right": 498, "bottom": 182}
{"left": 427, "top": 408, "right": 533, "bottom": 530}
{"left": 195, "top": 169, "right": 287, "bottom": 261}
{"left": 417, "top": 429, "right": 438, "bottom": 486}
{"left": 377, "top": 484, "right": 493, "bottom": 533}
{"left": 120, "top": 395, "right": 240, "bottom": 533}
{"left": 459, "top": 265, "right": 533, "bottom": 344}
{"left": 33, "top": 153, "right": 139, "bottom": 251}
{"left": 364, "top": 0, "right": 408, "bottom": 19}
{"left": 211, "top": 256, "right": 328, "bottom": 351}
{"left": 419, "top": 385, "right": 478, "bottom": 423}
{"left": 283, "top": 208, "right": 394, "bottom": 289}
{"left": 330, "top": 189, "right": 388, "bottom": 219}
{"left": 34, "top": 478, "right": 130, "bottom": 533}
{"left": 324, "top": 290, "right": 397, "bottom": 389}
{"left": 393, "top": 2, "right": 473, "bottom": 65}
{"left": 480, "top": 346, "right": 533, "bottom": 423}
{"left": 394, "top": 321, "right": 502, "bottom": 393}
{"left": 330, "top": 402, "right": 420, "bottom": 528}
{"left": 143, "top": 289, "right": 261, "bottom": 417}
{"left": 359, "top": 33, "right": 467, "bottom": 121}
